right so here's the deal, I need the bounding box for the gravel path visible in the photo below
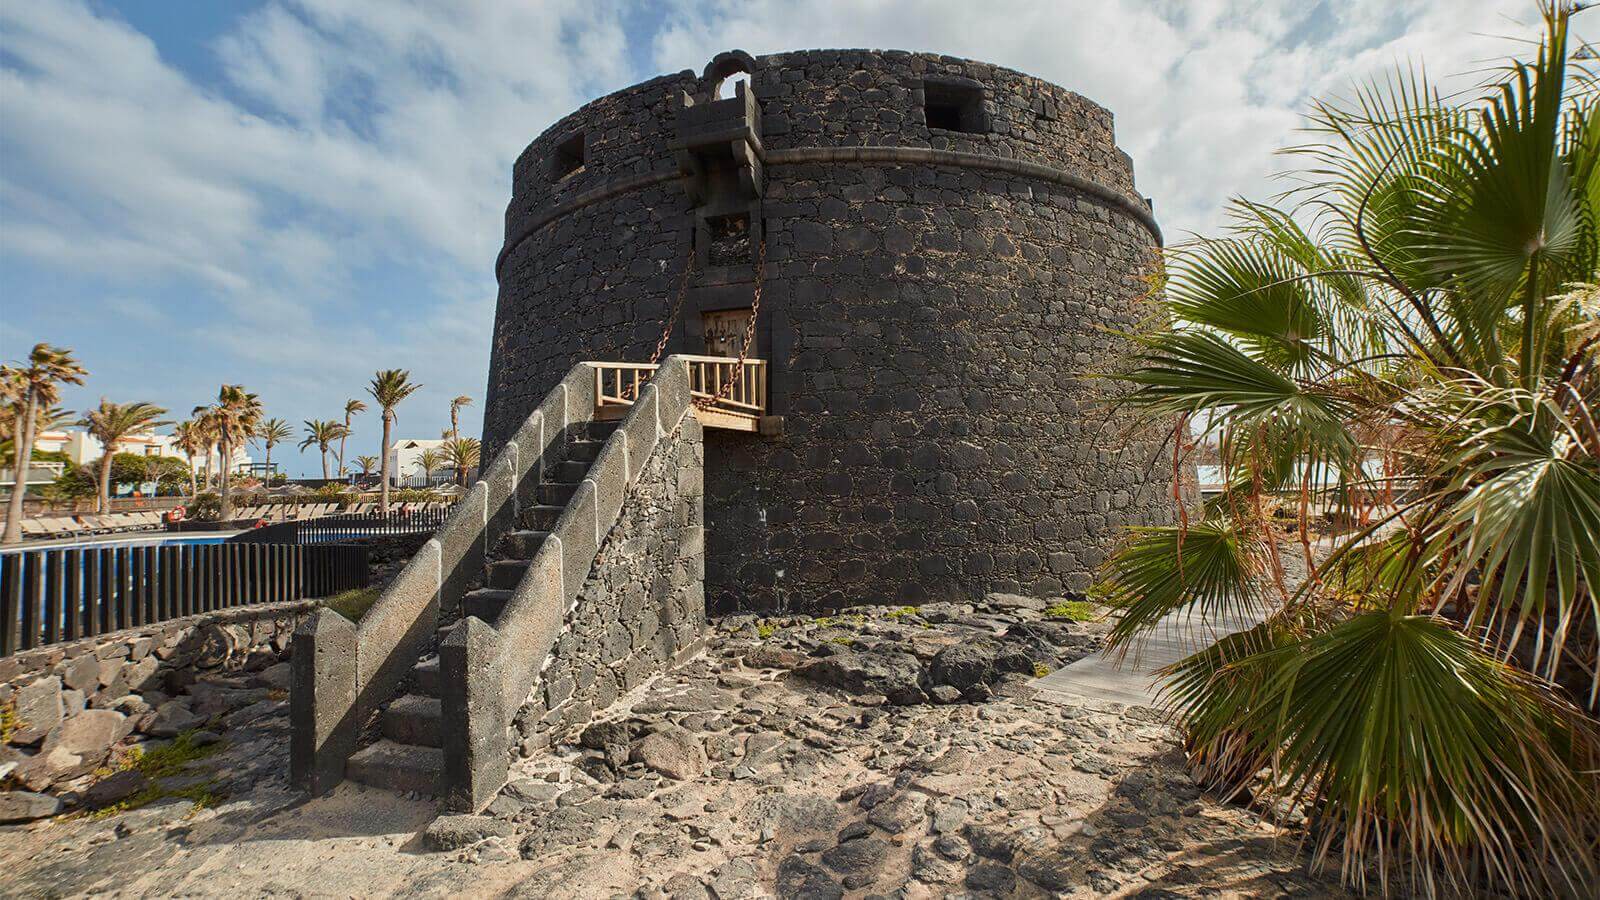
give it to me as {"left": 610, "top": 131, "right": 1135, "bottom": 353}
{"left": 1, "top": 600, "right": 1344, "bottom": 899}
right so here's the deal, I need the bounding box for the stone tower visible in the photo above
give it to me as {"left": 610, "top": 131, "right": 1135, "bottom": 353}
{"left": 484, "top": 49, "right": 1177, "bottom": 613}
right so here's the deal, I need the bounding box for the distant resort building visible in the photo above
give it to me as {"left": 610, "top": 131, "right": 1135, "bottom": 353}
{"left": 1, "top": 428, "right": 253, "bottom": 496}
{"left": 388, "top": 438, "right": 449, "bottom": 487}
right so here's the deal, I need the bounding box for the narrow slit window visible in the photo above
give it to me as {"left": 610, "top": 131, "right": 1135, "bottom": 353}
{"left": 923, "top": 81, "right": 986, "bottom": 134}
{"left": 706, "top": 213, "right": 751, "bottom": 267}
{"left": 551, "top": 132, "right": 585, "bottom": 180}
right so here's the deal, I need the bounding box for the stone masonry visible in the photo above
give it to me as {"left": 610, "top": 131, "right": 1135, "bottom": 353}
{"left": 484, "top": 49, "right": 1178, "bottom": 614}
{"left": 512, "top": 417, "right": 707, "bottom": 756}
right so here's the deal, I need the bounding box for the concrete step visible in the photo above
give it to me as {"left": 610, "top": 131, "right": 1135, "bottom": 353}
{"left": 539, "top": 482, "right": 579, "bottom": 506}
{"left": 346, "top": 740, "right": 440, "bottom": 795}
{"left": 412, "top": 657, "right": 440, "bottom": 697}
{"left": 586, "top": 420, "right": 621, "bottom": 440}
{"left": 464, "top": 587, "right": 513, "bottom": 622}
{"left": 486, "top": 558, "right": 530, "bottom": 590}
{"left": 380, "top": 694, "right": 442, "bottom": 748}
{"left": 549, "top": 459, "right": 591, "bottom": 483}
{"left": 499, "top": 529, "right": 549, "bottom": 559}
{"left": 567, "top": 439, "right": 603, "bottom": 462}
{"left": 520, "top": 505, "right": 565, "bottom": 531}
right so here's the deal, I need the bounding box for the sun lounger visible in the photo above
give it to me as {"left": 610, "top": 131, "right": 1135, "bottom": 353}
{"left": 20, "top": 519, "right": 47, "bottom": 539}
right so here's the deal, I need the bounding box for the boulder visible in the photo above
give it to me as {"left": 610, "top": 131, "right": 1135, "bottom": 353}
{"left": 60, "top": 654, "right": 100, "bottom": 693}
{"left": 194, "top": 624, "right": 247, "bottom": 668}
{"left": 35, "top": 709, "right": 131, "bottom": 780}
{"left": 10, "top": 677, "right": 63, "bottom": 745}
{"left": 0, "top": 790, "right": 62, "bottom": 823}
{"left": 985, "top": 592, "right": 1046, "bottom": 612}
{"left": 631, "top": 727, "right": 707, "bottom": 781}
{"left": 61, "top": 689, "right": 86, "bottom": 716}
{"left": 144, "top": 701, "right": 206, "bottom": 738}
{"left": 927, "top": 640, "right": 1034, "bottom": 693}
{"left": 820, "top": 835, "right": 889, "bottom": 875}
{"left": 252, "top": 662, "right": 292, "bottom": 691}
{"left": 776, "top": 855, "right": 842, "bottom": 900}
{"left": 797, "top": 650, "right": 926, "bottom": 705}
{"left": 424, "top": 814, "right": 516, "bottom": 851}
{"left": 82, "top": 769, "right": 149, "bottom": 809}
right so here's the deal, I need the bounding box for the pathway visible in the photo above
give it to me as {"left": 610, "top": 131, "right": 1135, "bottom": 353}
{"left": 1030, "top": 607, "right": 1265, "bottom": 705}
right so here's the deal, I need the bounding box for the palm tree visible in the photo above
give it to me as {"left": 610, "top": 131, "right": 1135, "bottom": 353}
{"left": 416, "top": 448, "right": 446, "bottom": 487}
{"left": 367, "top": 369, "right": 421, "bottom": 513}
{"left": 256, "top": 417, "right": 293, "bottom": 481}
{"left": 77, "top": 400, "right": 170, "bottom": 514}
{"left": 193, "top": 385, "right": 263, "bottom": 520}
{"left": 442, "top": 437, "right": 481, "bottom": 487}
{"left": 2, "top": 344, "right": 86, "bottom": 544}
{"left": 354, "top": 454, "right": 379, "bottom": 477}
{"left": 449, "top": 395, "right": 472, "bottom": 441}
{"left": 337, "top": 399, "right": 365, "bottom": 476}
{"left": 170, "top": 420, "right": 204, "bottom": 498}
{"left": 299, "top": 419, "right": 348, "bottom": 481}
{"left": 1094, "top": 7, "right": 1598, "bottom": 895}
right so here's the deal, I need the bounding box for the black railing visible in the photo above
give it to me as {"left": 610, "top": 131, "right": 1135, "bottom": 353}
{"left": 231, "top": 507, "right": 454, "bottom": 545}
{"left": 0, "top": 541, "right": 370, "bottom": 657}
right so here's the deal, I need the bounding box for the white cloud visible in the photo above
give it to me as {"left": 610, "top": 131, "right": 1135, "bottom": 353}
{"left": 0, "top": 0, "right": 1590, "bottom": 473}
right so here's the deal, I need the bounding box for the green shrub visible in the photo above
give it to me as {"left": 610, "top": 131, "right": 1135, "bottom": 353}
{"left": 324, "top": 587, "right": 380, "bottom": 622}
{"left": 1044, "top": 600, "right": 1097, "bottom": 622}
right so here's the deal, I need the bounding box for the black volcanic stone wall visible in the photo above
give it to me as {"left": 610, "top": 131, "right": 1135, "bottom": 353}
{"left": 485, "top": 49, "right": 1177, "bottom": 613}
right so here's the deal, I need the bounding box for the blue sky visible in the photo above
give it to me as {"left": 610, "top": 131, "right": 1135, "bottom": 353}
{"left": 1, "top": 1, "right": 1584, "bottom": 475}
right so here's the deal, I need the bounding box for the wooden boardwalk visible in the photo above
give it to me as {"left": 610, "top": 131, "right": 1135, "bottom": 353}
{"left": 1030, "top": 607, "right": 1264, "bottom": 706}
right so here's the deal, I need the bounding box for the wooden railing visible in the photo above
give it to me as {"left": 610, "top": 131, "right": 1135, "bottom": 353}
{"left": 594, "top": 356, "right": 767, "bottom": 432}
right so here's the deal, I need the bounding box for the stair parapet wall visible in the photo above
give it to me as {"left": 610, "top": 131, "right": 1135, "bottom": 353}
{"left": 441, "top": 359, "right": 705, "bottom": 812}
{"left": 290, "top": 364, "right": 597, "bottom": 795}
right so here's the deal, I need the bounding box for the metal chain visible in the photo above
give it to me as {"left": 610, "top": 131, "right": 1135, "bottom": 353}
{"left": 697, "top": 235, "right": 766, "bottom": 410}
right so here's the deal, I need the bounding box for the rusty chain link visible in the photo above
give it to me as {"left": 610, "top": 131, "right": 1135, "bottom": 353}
{"left": 696, "top": 236, "right": 765, "bottom": 410}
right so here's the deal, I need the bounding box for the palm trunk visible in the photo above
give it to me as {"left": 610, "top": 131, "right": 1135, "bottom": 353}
{"left": 264, "top": 445, "right": 273, "bottom": 481}
{"left": 2, "top": 391, "right": 39, "bottom": 544}
{"left": 380, "top": 413, "right": 393, "bottom": 513}
{"left": 97, "top": 452, "right": 114, "bottom": 515}
{"left": 337, "top": 427, "right": 349, "bottom": 477}
{"left": 321, "top": 449, "right": 330, "bottom": 481}
{"left": 219, "top": 437, "right": 233, "bottom": 519}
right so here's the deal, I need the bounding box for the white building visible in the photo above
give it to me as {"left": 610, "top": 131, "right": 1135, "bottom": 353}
{"left": 388, "top": 438, "right": 449, "bottom": 487}
{"left": 30, "top": 429, "right": 251, "bottom": 474}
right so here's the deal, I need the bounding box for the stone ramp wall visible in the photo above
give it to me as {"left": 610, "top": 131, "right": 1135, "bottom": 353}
{"left": 441, "top": 358, "right": 706, "bottom": 812}
{"left": 513, "top": 416, "right": 706, "bottom": 755}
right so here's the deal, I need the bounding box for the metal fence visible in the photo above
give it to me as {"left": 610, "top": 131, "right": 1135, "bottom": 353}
{"left": 231, "top": 507, "right": 454, "bottom": 545}
{"left": 0, "top": 541, "right": 370, "bottom": 657}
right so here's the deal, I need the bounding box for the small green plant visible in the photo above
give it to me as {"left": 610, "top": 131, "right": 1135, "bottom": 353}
{"left": 1044, "top": 600, "right": 1096, "bottom": 622}
{"left": 85, "top": 730, "right": 227, "bottom": 819}
{"left": 324, "top": 587, "right": 380, "bottom": 622}
{"left": 1032, "top": 662, "right": 1051, "bottom": 678}
{"left": 0, "top": 699, "right": 22, "bottom": 744}
{"left": 755, "top": 622, "right": 777, "bottom": 639}
{"left": 886, "top": 605, "right": 920, "bottom": 619}
{"left": 830, "top": 636, "right": 855, "bottom": 646}
{"left": 812, "top": 616, "right": 834, "bottom": 627}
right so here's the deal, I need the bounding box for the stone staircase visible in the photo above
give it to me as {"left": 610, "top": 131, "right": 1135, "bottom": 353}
{"left": 343, "top": 419, "right": 619, "bottom": 795}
